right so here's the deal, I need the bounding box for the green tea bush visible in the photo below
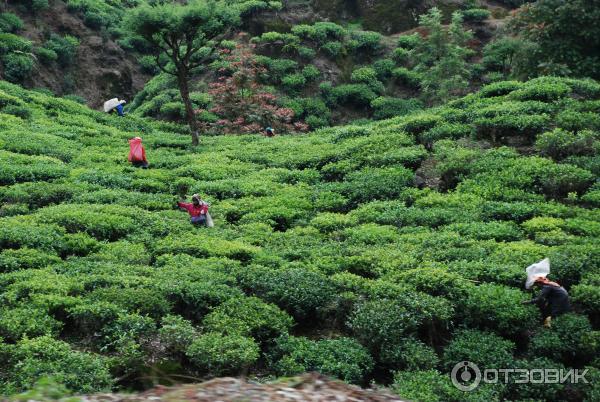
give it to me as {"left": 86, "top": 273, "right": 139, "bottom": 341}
{"left": 344, "top": 166, "right": 414, "bottom": 203}
{"left": 347, "top": 296, "right": 452, "bottom": 354}
{"left": 2, "top": 53, "right": 34, "bottom": 83}
{"left": 239, "top": 268, "right": 337, "bottom": 321}
{"left": 373, "top": 59, "right": 395, "bottom": 80}
{"left": 392, "top": 67, "right": 422, "bottom": 88}
{"left": 87, "top": 286, "right": 171, "bottom": 319}
{"left": 348, "top": 31, "right": 382, "bottom": 54}
{"left": 186, "top": 332, "right": 259, "bottom": 375}
{"left": 0, "top": 13, "right": 24, "bottom": 33}
{"left": 461, "top": 283, "right": 538, "bottom": 337}
{"left": 528, "top": 313, "right": 597, "bottom": 366}
{"left": 371, "top": 97, "right": 422, "bottom": 120}
{"left": 2, "top": 336, "right": 113, "bottom": 394}
{"left": 43, "top": 35, "right": 79, "bottom": 67}
{"left": 536, "top": 128, "right": 599, "bottom": 160}
{"left": 0, "top": 248, "right": 60, "bottom": 273}
{"left": 462, "top": 8, "right": 491, "bottom": 22}
{"left": 330, "top": 84, "right": 378, "bottom": 108}
{"left": 443, "top": 329, "right": 516, "bottom": 371}
{"left": 271, "top": 335, "right": 373, "bottom": 384}
{"left": 397, "top": 33, "right": 422, "bottom": 50}
{"left": 379, "top": 337, "right": 439, "bottom": 371}
{"left": 202, "top": 296, "right": 293, "bottom": 343}
{"left": 321, "top": 41, "right": 342, "bottom": 57}
{"left": 158, "top": 314, "right": 197, "bottom": 354}
{"left": 0, "top": 306, "right": 63, "bottom": 341}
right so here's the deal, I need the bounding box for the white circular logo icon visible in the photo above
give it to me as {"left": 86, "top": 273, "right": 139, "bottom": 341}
{"left": 451, "top": 361, "right": 481, "bottom": 391}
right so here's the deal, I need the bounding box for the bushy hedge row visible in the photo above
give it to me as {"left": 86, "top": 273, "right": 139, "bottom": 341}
{"left": 0, "top": 79, "right": 598, "bottom": 401}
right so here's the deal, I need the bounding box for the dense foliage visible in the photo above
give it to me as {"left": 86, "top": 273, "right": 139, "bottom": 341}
{"left": 0, "top": 76, "right": 598, "bottom": 400}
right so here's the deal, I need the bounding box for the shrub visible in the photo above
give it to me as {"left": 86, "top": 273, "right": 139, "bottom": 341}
{"left": 158, "top": 314, "right": 197, "bottom": 353}
{"left": 0, "top": 247, "right": 60, "bottom": 273}
{"left": 348, "top": 31, "right": 382, "bottom": 54}
{"left": 321, "top": 41, "right": 342, "bottom": 57}
{"left": 331, "top": 84, "right": 378, "bottom": 107}
{"left": 351, "top": 67, "right": 377, "bottom": 84}
{"left": 44, "top": 35, "right": 79, "bottom": 67}
{"left": 397, "top": 33, "right": 422, "bottom": 49}
{"left": 535, "top": 128, "right": 598, "bottom": 160}
{"left": 281, "top": 73, "right": 307, "bottom": 93}
{"left": 186, "top": 333, "right": 259, "bottom": 375}
{"left": 392, "top": 67, "right": 421, "bottom": 88}
{"left": 380, "top": 338, "right": 439, "bottom": 371}
{"left": 2, "top": 53, "right": 34, "bottom": 83}
{"left": 305, "top": 115, "right": 328, "bottom": 129}
{"left": 462, "top": 8, "right": 491, "bottom": 22}
{"left": 371, "top": 97, "right": 422, "bottom": 120}
{"left": 297, "top": 46, "right": 316, "bottom": 60}
{"left": 528, "top": 313, "right": 597, "bottom": 366}
{"left": 31, "top": 0, "right": 49, "bottom": 13}
{"left": 301, "top": 65, "right": 320, "bottom": 81}
{"left": 1, "top": 104, "right": 32, "bottom": 120}
{"left": 3, "top": 336, "right": 113, "bottom": 394}
{"left": 240, "top": 268, "right": 337, "bottom": 321}
{"left": 271, "top": 335, "right": 374, "bottom": 384}
{"left": 0, "top": 306, "right": 63, "bottom": 341}
{"left": 34, "top": 46, "right": 58, "bottom": 65}
{"left": 202, "top": 296, "right": 293, "bottom": 343}
{"left": 347, "top": 296, "right": 451, "bottom": 354}
{"left": 392, "top": 369, "right": 501, "bottom": 402}
{"left": 0, "top": 13, "right": 24, "bottom": 33}
{"left": 462, "top": 283, "right": 538, "bottom": 337}
{"left": 87, "top": 286, "right": 172, "bottom": 320}
{"left": 344, "top": 166, "right": 414, "bottom": 203}
{"left": 373, "top": 59, "right": 395, "bottom": 80}
{"left": 443, "top": 329, "right": 516, "bottom": 371}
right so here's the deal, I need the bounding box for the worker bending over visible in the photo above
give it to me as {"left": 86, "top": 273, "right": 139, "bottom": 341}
{"left": 177, "top": 194, "right": 213, "bottom": 227}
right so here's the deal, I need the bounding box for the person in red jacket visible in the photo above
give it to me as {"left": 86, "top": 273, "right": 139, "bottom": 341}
{"left": 177, "top": 194, "right": 210, "bottom": 226}
{"left": 128, "top": 137, "right": 149, "bottom": 168}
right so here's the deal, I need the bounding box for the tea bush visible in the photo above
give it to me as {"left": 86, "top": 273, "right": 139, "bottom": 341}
{"left": 186, "top": 333, "right": 259, "bottom": 375}
{"left": 0, "top": 80, "right": 597, "bottom": 400}
{"left": 271, "top": 335, "right": 373, "bottom": 384}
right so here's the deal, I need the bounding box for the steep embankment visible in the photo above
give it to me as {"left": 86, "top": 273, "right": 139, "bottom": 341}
{"left": 0, "top": 78, "right": 599, "bottom": 401}
{"left": 3, "top": 1, "right": 149, "bottom": 108}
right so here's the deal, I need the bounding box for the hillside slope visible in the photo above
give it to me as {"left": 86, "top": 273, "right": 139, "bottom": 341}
{"left": 2, "top": 1, "right": 149, "bottom": 108}
{"left": 0, "top": 78, "right": 599, "bottom": 401}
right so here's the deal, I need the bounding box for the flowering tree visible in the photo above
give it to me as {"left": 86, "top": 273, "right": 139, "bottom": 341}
{"left": 198, "top": 43, "right": 307, "bottom": 134}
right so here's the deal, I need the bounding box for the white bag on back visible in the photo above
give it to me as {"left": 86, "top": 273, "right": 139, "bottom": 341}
{"left": 525, "top": 258, "right": 550, "bottom": 289}
{"left": 206, "top": 211, "right": 214, "bottom": 228}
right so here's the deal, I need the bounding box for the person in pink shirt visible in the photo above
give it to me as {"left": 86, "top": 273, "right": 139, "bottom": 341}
{"left": 177, "top": 194, "right": 210, "bottom": 226}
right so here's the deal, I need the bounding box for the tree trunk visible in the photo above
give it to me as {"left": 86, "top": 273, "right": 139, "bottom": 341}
{"left": 177, "top": 68, "right": 199, "bottom": 146}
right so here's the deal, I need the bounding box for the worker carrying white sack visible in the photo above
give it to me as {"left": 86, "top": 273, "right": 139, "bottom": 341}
{"left": 522, "top": 258, "right": 572, "bottom": 327}
{"left": 104, "top": 98, "right": 126, "bottom": 117}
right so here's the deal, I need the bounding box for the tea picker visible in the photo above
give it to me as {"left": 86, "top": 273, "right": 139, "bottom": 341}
{"left": 177, "top": 194, "right": 214, "bottom": 227}
{"left": 104, "top": 98, "right": 126, "bottom": 117}
{"left": 522, "top": 258, "right": 571, "bottom": 327}
{"left": 128, "top": 136, "right": 149, "bottom": 168}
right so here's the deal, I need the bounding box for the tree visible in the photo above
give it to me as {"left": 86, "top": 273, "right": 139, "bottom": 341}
{"left": 199, "top": 42, "right": 307, "bottom": 134}
{"left": 124, "top": 1, "right": 240, "bottom": 145}
{"left": 413, "top": 8, "right": 474, "bottom": 103}
{"left": 511, "top": 0, "right": 600, "bottom": 79}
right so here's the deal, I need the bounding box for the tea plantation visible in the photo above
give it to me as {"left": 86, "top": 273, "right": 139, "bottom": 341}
{"left": 0, "top": 77, "right": 599, "bottom": 401}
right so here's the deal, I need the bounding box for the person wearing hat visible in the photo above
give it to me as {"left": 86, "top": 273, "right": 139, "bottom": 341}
{"left": 177, "top": 194, "right": 211, "bottom": 226}
{"left": 522, "top": 260, "right": 571, "bottom": 328}
{"left": 104, "top": 98, "right": 127, "bottom": 117}
{"left": 128, "top": 136, "right": 149, "bottom": 168}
